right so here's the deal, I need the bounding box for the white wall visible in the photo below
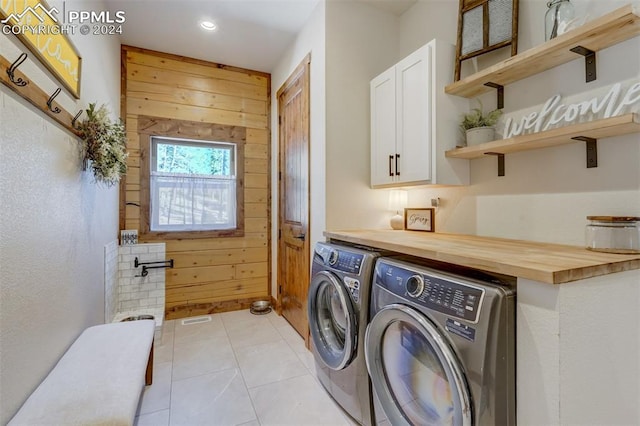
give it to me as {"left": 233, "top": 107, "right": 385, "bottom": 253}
{"left": 269, "top": 0, "right": 400, "bottom": 292}
{"left": 318, "top": 0, "right": 479, "bottom": 236}
{"left": 0, "top": 0, "right": 121, "bottom": 422}
{"left": 396, "top": 2, "right": 640, "bottom": 423}
{"left": 324, "top": 1, "right": 399, "bottom": 231}
{"left": 558, "top": 270, "right": 640, "bottom": 424}
{"left": 397, "top": 0, "right": 640, "bottom": 244}
{"left": 518, "top": 270, "right": 640, "bottom": 424}
{"left": 394, "top": 0, "right": 479, "bottom": 235}
{"left": 270, "top": 1, "right": 326, "bottom": 296}
{"left": 271, "top": 0, "right": 638, "bottom": 258}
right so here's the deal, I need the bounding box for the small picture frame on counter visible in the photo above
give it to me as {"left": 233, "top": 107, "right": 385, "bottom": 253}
{"left": 405, "top": 208, "right": 435, "bottom": 232}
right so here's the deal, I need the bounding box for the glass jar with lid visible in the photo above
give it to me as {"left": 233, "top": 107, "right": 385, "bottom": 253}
{"left": 585, "top": 216, "right": 640, "bottom": 254}
{"left": 545, "top": 0, "right": 575, "bottom": 41}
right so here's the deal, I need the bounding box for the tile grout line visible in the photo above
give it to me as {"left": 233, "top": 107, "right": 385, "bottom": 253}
{"left": 144, "top": 311, "right": 349, "bottom": 426}
{"left": 239, "top": 314, "right": 314, "bottom": 393}
{"left": 261, "top": 314, "right": 313, "bottom": 383}
{"left": 167, "top": 320, "right": 176, "bottom": 426}
{"left": 221, "top": 312, "right": 262, "bottom": 426}
{"left": 270, "top": 319, "right": 330, "bottom": 385}
{"left": 271, "top": 318, "right": 317, "bottom": 375}
{"left": 134, "top": 321, "right": 175, "bottom": 424}
{"left": 229, "top": 312, "right": 315, "bottom": 422}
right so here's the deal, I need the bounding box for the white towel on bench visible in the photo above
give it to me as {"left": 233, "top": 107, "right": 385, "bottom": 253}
{"left": 9, "top": 320, "right": 155, "bottom": 426}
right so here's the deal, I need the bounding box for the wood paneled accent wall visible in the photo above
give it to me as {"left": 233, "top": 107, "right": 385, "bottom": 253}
{"left": 120, "top": 46, "right": 270, "bottom": 320}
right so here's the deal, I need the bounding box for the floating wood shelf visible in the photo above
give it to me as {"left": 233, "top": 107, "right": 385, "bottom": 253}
{"left": 445, "top": 113, "right": 640, "bottom": 161}
{"left": 445, "top": 4, "right": 640, "bottom": 99}
{"left": 447, "top": 113, "right": 639, "bottom": 176}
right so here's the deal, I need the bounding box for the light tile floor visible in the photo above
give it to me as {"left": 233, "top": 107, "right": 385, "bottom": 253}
{"left": 134, "top": 309, "right": 355, "bottom": 426}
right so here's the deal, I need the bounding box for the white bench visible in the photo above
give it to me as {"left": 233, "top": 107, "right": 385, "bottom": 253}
{"left": 8, "top": 320, "right": 155, "bottom": 426}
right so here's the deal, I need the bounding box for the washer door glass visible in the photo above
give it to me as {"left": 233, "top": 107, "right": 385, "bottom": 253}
{"left": 365, "top": 304, "right": 472, "bottom": 426}
{"left": 308, "top": 270, "right": 357, "bottom": 370}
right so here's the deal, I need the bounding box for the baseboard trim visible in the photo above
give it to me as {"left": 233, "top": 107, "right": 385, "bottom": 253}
{"left": 165, "top": 296, "right": 271, "bottom": 320}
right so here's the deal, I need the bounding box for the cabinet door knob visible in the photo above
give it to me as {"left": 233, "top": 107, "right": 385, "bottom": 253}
{"left": 396, "top": 154, "right": 400, "bottom": 176}
{"left": 389, "top": 155, "right": 394, "bottom": 176}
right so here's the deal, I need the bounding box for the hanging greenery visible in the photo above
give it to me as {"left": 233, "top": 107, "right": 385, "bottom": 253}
{"left": 77, "top": 103, "right": 127, "bottom": 186}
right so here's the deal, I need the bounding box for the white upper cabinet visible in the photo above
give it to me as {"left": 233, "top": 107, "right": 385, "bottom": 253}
{"left": 370, "top": 39, "right": 469, "bottom": 188}
{"left": 370, "top": 67, "right": 397, "bottom": 187}
{"left": 396, "top": 45, "right": 432, "bottom": 185}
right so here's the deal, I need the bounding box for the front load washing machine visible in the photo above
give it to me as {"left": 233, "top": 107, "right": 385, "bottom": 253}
{"left": 365, "top": 257, "right": 516, "bottom": 426}
{"left": 308, "top": 241, "right": 381, "bottom": 425}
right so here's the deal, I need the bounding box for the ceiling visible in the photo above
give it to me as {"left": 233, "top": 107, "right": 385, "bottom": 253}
{"left": 103, "top": 0, "right": 417, "bottom": 73}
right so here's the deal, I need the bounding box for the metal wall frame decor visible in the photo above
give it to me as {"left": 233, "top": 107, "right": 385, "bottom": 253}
{"left": 0, "top": 0, "right": 82, "bottom": 98}
{"left": 455, "top": 0, "right": 519, "bottom": 81}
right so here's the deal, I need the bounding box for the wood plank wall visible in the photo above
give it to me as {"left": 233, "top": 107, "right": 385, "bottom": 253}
{"left": 120, "top": 46, "right": 270, "bottom": 320}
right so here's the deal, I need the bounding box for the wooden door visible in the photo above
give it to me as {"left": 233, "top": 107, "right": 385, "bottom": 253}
{"left": 277, "top": 55, "right": 310, "bottom": 339}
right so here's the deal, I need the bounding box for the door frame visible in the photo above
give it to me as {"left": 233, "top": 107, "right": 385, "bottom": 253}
{"left": 276, "top": 53, "right": 311, "bottom": 330}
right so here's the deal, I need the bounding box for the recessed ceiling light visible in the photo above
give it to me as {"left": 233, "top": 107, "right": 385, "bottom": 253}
{"left": 200, "top": 20, "right": 217, "bottom": 31}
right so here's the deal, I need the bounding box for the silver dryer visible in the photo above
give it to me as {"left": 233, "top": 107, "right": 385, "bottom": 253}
{"left": 365, "top": 257, "right": 516, "bottom": 425}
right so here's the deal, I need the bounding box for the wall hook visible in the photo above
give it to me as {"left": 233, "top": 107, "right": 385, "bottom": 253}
{"left": 7, "top": 53, "right": 29, "bottom": 87}
{"left": 47, "top": 88, "right": 62, "bottom": 113}
{"left": 72, "top": 110, "right": 83, "bottom": 129}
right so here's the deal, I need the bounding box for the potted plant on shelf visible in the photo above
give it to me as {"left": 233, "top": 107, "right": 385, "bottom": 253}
{"left": 459, "top": 101, "right": 503, "bottom": 146}
{"left": 77, "top": 103, "right": 127, "bottom": 186}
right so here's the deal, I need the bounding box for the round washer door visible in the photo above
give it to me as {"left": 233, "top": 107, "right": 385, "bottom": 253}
{"left": 308, "top": 270, "right": 357, "bottom": 370}
{"left": 365, "top": 303, "right": 473, "bottom": 426}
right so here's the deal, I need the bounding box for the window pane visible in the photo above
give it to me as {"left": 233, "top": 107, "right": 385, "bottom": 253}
{"left": 150, "top": 173, "right": 236, "bottom": 231}
{"left": 149, "top": 136, "right": 237, "bottom": 232}
{"left": 152, "top": 137, "right": 234, "bottom": 177}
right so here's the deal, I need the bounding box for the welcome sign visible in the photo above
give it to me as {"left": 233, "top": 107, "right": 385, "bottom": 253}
{"left": 503, "top": 81, "right": 640, "bottom": 139}
{"left": 1, "top": 0, "right": 82, "bottom": 98}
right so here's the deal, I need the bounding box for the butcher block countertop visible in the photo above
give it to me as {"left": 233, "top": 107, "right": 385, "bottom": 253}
{"left": 324, "top": 230, "right": 640, "bottom": 284}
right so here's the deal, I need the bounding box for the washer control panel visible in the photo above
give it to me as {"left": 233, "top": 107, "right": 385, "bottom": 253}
{"left": 405, "top": 274, "right": 424, "bottom": 298}
{"left": 344, "top": 277, "right": 361, "bottom": 303}
{"left": 375, "top": 261, "right": 485, "bottom": 323}
{"left": 314, "top": 244, "right": 364, "bottom": 275}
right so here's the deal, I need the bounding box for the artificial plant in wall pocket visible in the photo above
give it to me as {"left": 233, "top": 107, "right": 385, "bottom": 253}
{"left": 76, "top": 103, "right": 128, "bottom": 186}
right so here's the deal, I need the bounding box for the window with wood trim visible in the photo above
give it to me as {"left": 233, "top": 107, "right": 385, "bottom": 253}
{"left": 138, "top": 116, "right": 245, "bottom": 239}
{"left": 150, "top": 136, "right": 237, "bottom": 231}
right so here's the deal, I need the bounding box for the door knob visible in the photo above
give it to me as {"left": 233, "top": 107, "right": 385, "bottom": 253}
{"left": 294, "top": 234, "right": 306, "bottom": 240}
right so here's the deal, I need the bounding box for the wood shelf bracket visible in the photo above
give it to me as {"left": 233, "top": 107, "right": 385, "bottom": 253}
{"left": 571, "top": 136, "right": 598, "bottom": 168}
{"left": 569, "top": 46, "right": 597, "bottom": 82}
{"left": 485, "top": 152, "right": 505, "bottom": 176}
{"left": 483, "top": 82, "right": 504, "bottom": 109}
